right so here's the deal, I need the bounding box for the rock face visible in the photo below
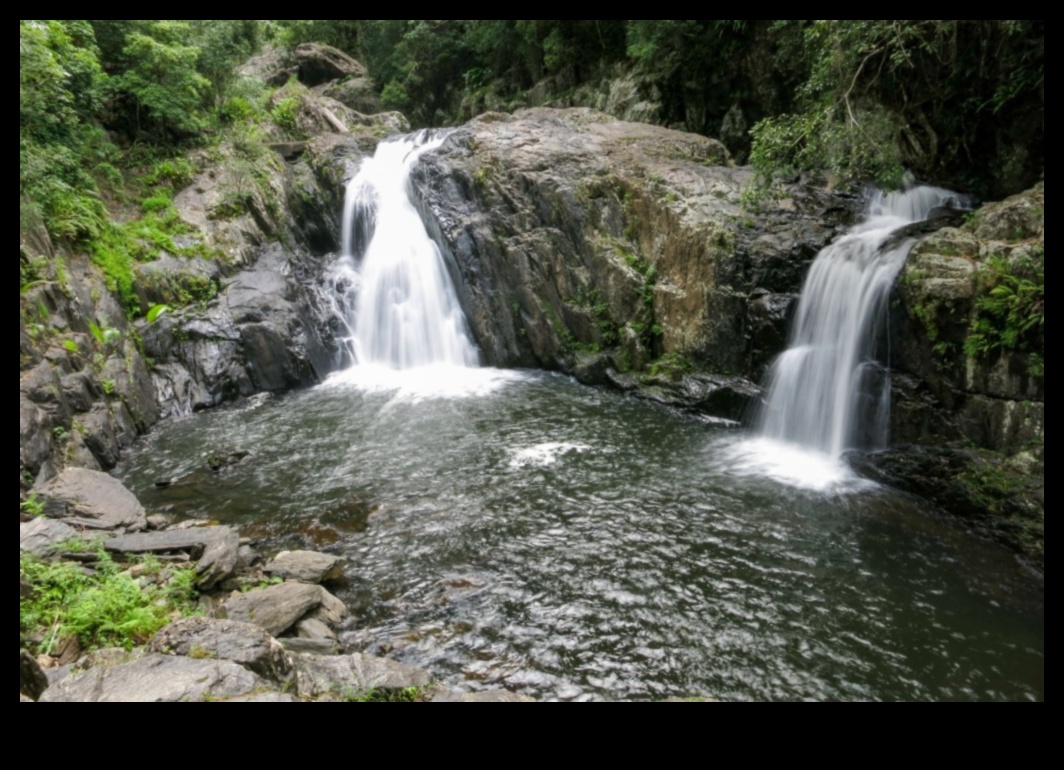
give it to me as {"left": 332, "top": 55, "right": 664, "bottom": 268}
{"left": 412, "top": 108, "right": 850, "bottom": 419}
{"left": 849, "top": 182, "right": 1045, "bottom": 562}
{"left": 20, "top": 259, "right": 160, "bottom": 478}
{"left": 38, "top": 655, "right": 265, "bottom": 703}
{"left": 892, "top": 183, "right": 1044, "bottom": 455}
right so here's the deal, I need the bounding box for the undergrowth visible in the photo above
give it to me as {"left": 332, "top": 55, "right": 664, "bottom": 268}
{"left": 965, "top": 255, "right": 1044, "bottom": 376}
{"left": 20, "top": 548, "right": 200, "bottom": 654}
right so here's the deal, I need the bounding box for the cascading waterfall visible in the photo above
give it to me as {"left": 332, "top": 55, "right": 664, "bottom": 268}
{"left": 328, "top": 131, "right": 479, "bottom": 372}
{"left": 758, "top": 186, "right": 961, "bottom": 460}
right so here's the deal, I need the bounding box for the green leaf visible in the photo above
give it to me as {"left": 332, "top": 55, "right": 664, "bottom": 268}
{"left": 146, "top": 304, "right": 170, "bottom": 324}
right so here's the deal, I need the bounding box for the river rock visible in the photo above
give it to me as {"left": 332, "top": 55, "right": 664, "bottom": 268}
{"left": 36, "top": 468, "right": 147, "bottom": 532}
{"left": 20, "top": 652, "right": 49, "bottom": 702}
{"left": 264, "top": 550, "right": 346, "bottom": 584}
{"left": 150, "top": 618, "right": 294, "bottom": 685}
{"left": 292, "top": 653, "right": 431, "bottom": 700}
{"left": 19, "top": 517, "right": 79, "bottom": 556}
{"left": 221, "top": 582, "right": 326, "bottom": 637}
{"left": 38, "top": 655, "right": 265, "bottom": 703}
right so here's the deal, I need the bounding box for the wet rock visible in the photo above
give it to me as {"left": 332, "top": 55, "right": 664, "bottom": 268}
{"left": 430, "top": 690, "right": 537, "bottom": 703}
{"left": 37, "top": 468, "right": 147, "bottom": 532}
{"left": 150, "top": 618, "right": 294, "bottom": 685}
{"left": 221, "top": 582, "right": 326, "bottom": 637}
{"left": 39, "top": 655, "right": 264, "bottom": 703}
{"left": 637, "top": 373, "right": 760, "bottom": 422}
{"left": 264, "top": 551, "right": 346, "bottom": 585}
{"left": 292, "top": 653, "right": 431, "bottom": 700}
{"left": 849, "top": 446, "right": 1043, "bottom": 567}
{"left": 20, "top": 652, "right": 49, "bottom": 702}
{"left": 20, "top": 518, "right": 79, "bottom": 556}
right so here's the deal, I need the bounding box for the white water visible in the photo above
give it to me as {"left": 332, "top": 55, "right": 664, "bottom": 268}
{"left": 732, "top": 186, "right": 961, "bottom": 488}
{"left": 328, "top": 132, "right": 480, "bottom": 380}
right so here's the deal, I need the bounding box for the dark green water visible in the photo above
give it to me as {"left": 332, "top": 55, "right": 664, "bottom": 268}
{"left": 115, "top": 369, "right": 1044, "bottom": 702}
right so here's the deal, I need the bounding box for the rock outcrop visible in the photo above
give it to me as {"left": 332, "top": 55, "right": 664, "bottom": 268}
{"left": 412, "top": 108, "right": 851, "bottom": 419}
{"left": 851, "top": 182, "right": 1045, "bottom": 563}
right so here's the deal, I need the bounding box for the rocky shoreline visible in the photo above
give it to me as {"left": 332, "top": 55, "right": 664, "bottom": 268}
{"left": 20, "top": 467, "right": 534, "bottom": 702}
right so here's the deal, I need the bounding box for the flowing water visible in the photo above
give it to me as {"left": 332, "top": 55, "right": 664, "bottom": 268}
{"left": 735, "top": 187, "right": 963, "bottom": 487}
{"left": 114, "top": 152, "right": 1042, "bottom": 701}
{"left": 327, "top": 131, "right": 478, "bottom": 374}
{"left": 115, "top": 377, "right": 1043, "bottom": 701}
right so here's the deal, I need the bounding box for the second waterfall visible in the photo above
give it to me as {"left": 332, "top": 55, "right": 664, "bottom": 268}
{"left": 331, "top": 132, "right": 479, "bottom": 371}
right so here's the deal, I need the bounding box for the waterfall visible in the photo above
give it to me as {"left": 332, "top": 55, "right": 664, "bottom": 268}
{"left": 329, "top": 131, "right": 478, "bottom": 371}
{"left": 758, "top": 186, "right": 962, "bottom": 459}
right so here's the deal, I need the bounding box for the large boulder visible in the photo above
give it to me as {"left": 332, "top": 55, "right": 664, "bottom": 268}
{"left": 150, "top": 618, "right": 294, "bottom": 685}
{"left": 36, "top": 468, "right": 147, "bottom": 532}
{"left": 294, "top": 43, "right": 367, "bottom": 87}
{"left": 411, "top": 108, "right": 849, "bottom": 419}
{"left": 221, "top": 582, "right": 329, "bottom": 638}
{"left": 19, "top": 517, "right": 79, "bottom": 556}
{"left": 38, "top": 655, "right": 265, "bottom": 703}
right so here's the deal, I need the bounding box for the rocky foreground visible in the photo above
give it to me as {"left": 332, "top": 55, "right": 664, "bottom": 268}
{"left": 19, "top": 467, "right": 534, "bottom": 703}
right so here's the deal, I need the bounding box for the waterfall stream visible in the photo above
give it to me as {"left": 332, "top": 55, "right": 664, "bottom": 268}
{"left": 330, "top": 132, "right": 479, "bottom": 372}
{"left": 726, "top": 187, "right": 962, "bottom": 489}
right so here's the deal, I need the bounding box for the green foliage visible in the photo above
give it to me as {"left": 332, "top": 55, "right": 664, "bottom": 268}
{"left": 147, "top": 304, "right": 171, "bottom": 324}
{"left": 20, "top": 551, "right": 199, "bottom": 653}
{"left": 749, "top": 20, "right": 1044, "bottom": 194}
{"left": 21, "top": 495, "right": 46, "bottom": 518}
{"left": 965, "top": 256, "right": 1044, "bottom": 373}
{"left": 270, "top": 95, "right": 302, "bottom": 133}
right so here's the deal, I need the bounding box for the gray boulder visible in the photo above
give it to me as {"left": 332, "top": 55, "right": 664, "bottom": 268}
{"left": 221, "top": 582, "right": 326, "bottom": 637}
{"left": 264, "top": 550, "right": 346, "bottom": 584}
{"left": 19, "top": 517, "right": 78, "bottom": 556}
{"left": 36, "top": 468, "right": 147, "bottom": 532}
{"left": 294, "top": 43, "right": 367, "bottom": 87}
{"left": 150, "top": 618, "right": 294, "bottom": 685}
{"left": 292, "top": 653, "right": 431, "bottom": 700}
{"left": 38, "top": 655, "right": 264, "bottom": 703}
